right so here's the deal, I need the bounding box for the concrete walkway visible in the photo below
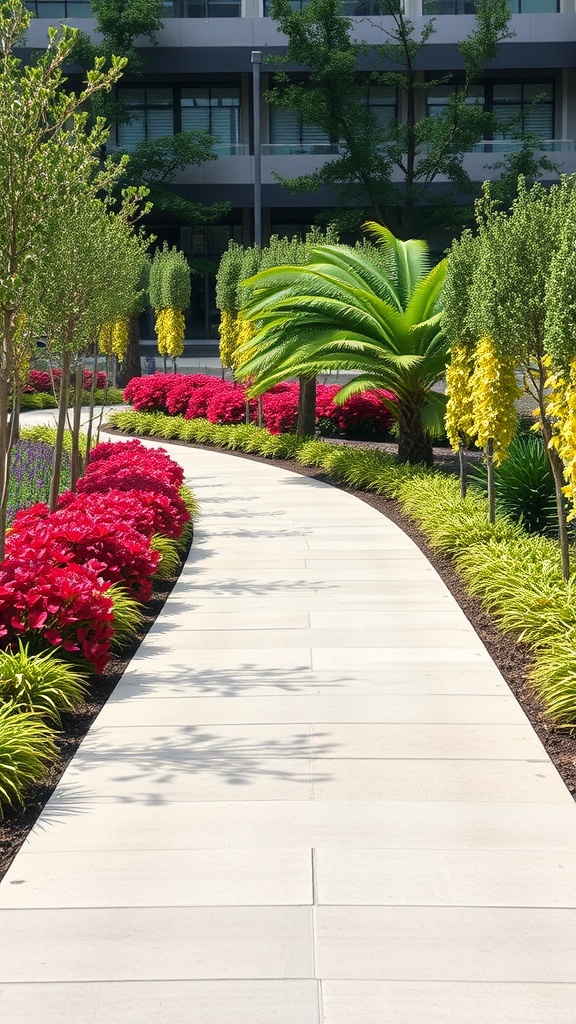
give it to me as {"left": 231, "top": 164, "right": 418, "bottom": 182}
{"left": 1, "top": 431, "right": 576, "bottom": 1023}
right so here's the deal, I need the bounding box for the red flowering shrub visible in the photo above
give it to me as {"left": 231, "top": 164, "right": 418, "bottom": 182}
{"left": 87, "top": 438, "right": 184, "bottom": 488}
{"left": 206, "top": 383, "right": 255, "bottom": 425}
{"left": 122, "top": 373, "right": 395, "bottom": 438}
{"left": 26, "top": 369, "right": 107, "bottom": 394}
{"left": 123, "top": 374, "right": 173, "bottom": 412}
{"left": 2, "top": 438, "right": 190, "bottom": 670}
{"left": 8, "top": 508, "right": 160, "bottom": 603}
{"left": 0, "top": 557, "right": 114, "bottom": 673}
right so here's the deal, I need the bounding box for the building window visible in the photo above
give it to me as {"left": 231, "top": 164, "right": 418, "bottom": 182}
{"left": 427, "top": 81, "right": 554, "bottom": 143}
{"left": 24, "top": 2, "right": 94, "bottom": 15}
{"left": 368, "top": 86, "right": 397, "bottom": 126}
{"left": 264, "top": 0, "right": 396, "bottom": 11}
{"left": 181, "top": 88, "right": 241, "bottom": 152}
{"left": 269, "top": 108, "right": 331, "bottom": 151}
{"left": 116, "top": 89, "right": 175, "bottom": 151}
{"left": 422, "top": 0, "right": 558, "bottom": 11}
{"left": 163, "top": 0, "right": 241, "bottom": 15}
{"left": 492, "top": 82, "right": 554, "bottom": 140}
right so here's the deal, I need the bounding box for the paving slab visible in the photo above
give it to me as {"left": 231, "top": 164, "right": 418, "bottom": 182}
{"left": 2, "top": 422, "right": 576, "bottom": 1022}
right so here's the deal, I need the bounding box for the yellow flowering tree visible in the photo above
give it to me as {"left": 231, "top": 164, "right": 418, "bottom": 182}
{"left": 468, "top": 176, "right": 576, "bottom": 578}
{"left": 215, "top": 242, "right": 243, "bottom": 371}
{"left": 149, "top": 245, "right": 191, "bottom": 372}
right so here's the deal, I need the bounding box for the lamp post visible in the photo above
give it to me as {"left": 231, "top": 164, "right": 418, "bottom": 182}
{"left": 251, "top": 49, "right": 262, "bottom": 249}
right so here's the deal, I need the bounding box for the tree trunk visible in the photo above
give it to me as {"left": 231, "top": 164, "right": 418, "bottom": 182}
{"left": 541, "top": 416, "right": 571, "bottom": 581}
{"left": 297, "top": 375, "right": 316, "bottom": 438}
{"left": 50, "top": 349, "right": 70, "bottom": 511}
{"left": 458, "top": 444, "right": 468, "bottom": 498}
{"left": 70, "top": 360, "right": 84, "bottom": 491}
{"left": 116, "top": 316, "right": 141, "bottom": 389}
{"left": 396, "top": 404, "right": 433, "bottom": 466}
{"left": 486, "top": 437, "right": 495, "bottom": 525}
{"left": 0, "top": 309, "right": 14, "bottom": 560}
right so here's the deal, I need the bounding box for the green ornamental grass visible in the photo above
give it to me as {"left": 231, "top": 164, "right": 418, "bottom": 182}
{"left": 0, "top": 642, "right": 87, "bottom": 725}
{"left": 0, "top": 703, "right": 58, "bottom": 818}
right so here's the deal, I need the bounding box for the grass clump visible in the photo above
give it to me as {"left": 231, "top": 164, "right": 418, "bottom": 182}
{"left": 0, "top": 703, "right": 58, "bottom": 818}
{"left": 0, "top": 642, "right": 87, "bottom": 725}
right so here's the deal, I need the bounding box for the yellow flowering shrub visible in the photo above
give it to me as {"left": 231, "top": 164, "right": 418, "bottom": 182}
{"left": 98, "top": 322, "right": 114, "bottom": 356}
{"left": 218, "top": 309, "right": 237, "bottom": 369}
{"left": 547, "top": 357, "right": 576, "bottom": 517}
{"left": 112, "top": 319, "right": 130, "bottom": 362}
{"left": 471, "top": 335, "right": 521, "bottom": 463}
{"left": 155, "top": 307, "right": 185, "bottom": 359}
{"left": 445, "top": 342, "right": 476, "bottom": 451}
{"left": 232, "top": 314, "right": 256, "bottom": 378}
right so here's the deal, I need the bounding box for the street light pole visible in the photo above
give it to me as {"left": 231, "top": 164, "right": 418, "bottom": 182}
{"left": 251, "top": 49, "right": 262, "bottom": 249}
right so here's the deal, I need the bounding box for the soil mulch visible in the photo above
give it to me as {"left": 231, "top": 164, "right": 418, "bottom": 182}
{"left": 1, "top": 435, "right": 575, "bottom": 882}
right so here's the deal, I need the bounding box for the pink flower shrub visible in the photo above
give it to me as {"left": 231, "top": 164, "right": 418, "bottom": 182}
{"left": 26, "top": 369, "right": 107, "bottom": 394}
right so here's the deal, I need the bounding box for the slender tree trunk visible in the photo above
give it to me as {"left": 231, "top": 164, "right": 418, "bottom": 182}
{"left": 541, "top": 416, "right": 571, "bottom": 581}
{"left": 486, "top": 438, "right": 495, "bottom": 525}
{"left": 116, "top": 316, "right": 141, "bottom": 389}
{"left": 0, "top": 310, "right": 14, "bottom": 560}
{"left": 396, "top": 404, "right": 433, "bottom": 466}
{"left": 50, "top": 348, "right": 70, "bottom": 511}
{"left": 257, "top": 396, "right": 263, "bottom": 429}
{"left": 297, "top": 375, "right": 316, "bottom": 438}
{"left": 70, "top": 360, "right": 84, "bottom": 491}
{"left": 85, "top": 349, "right": 99, "bottom": 458}
{"left": 458, "top": 444, "right": 468, "bottom": 498}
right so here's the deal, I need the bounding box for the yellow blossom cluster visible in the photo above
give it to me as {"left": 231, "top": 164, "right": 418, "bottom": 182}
{"left": 232, "top": 314, "right": 256, "bottom": 378}
{"left": 99, "top": 319, "right": 130, "bottom": 361}
{"left": 218, "top": 309, "right": 237, "bottom": 369}
{"left": 470, "top": 335, "right": 521, "bottom": 464}
{"left": 546, "top": 357, "right": 576, "bottom": 517}
{"left": 98, "top": 322, "right": 114, "bottom": 355}
{"left": 155, "top": 307, "right": 185, "bottom": 359}
{"left": 445, "top": 342, "right": 476, "bottom": 451}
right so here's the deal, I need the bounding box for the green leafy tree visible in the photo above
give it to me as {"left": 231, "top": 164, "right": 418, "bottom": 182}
{"left": 240, "top": 225, "right": 448, "bottom": 463}
{"left": 149, "top": 245, "right": 191, "bottom": 370}
{"left": 28, "top": 189, "right": 150, "bottom": 500}
{"left": 266, "top": 0, "right": 541, "bottom": 237}
{"left": 73, "top": 0, "right": 230, "bottom": 227}
{"left": 463, "top": 176, "right": 576, "bottom": 580}
{"left": 0, "top": 1, "right": 128, "bottom": 557}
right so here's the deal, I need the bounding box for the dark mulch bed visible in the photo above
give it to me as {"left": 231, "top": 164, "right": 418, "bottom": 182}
{"left": 1, "top": 434, "right": 575, "bottom": 881}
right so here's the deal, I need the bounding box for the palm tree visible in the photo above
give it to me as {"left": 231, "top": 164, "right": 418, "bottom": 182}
{"left": 240, "top": 223, "right": 448, "bottom": 465}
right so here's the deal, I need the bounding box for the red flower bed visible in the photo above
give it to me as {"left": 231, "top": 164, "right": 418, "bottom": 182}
{"left": 123, "top": 373, "right": 394, "bottom": 438}
{"left": 0, "top": 557, "right": 114, "bottom": 673}
{"left": 1, "top": 438, "right": 189, "bottom": 671}
{"left": 26, "top": 369, "right": 107, "bottom": 394}
{"left": 8, "top": 506, "right": 161, "bottom": 603}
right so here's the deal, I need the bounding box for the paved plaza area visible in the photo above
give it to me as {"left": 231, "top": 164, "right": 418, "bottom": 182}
{"left": 1, "top": 419, "right": 576, "bottom": 1022}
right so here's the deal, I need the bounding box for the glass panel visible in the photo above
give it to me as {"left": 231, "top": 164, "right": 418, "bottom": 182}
{"left": 121, "top": 88, "right": 146, "bottom": 107}
{"left": 523, "top": 83, "right": 553, "bottom": 102}
{"left": 524, "top": 104, "right": 553, "bottom": 138}
{"left": 67, "top": 2, "right": 93, "bottom": 14}
{"left": 117, "top": 111, "right": 146, "bottom": 150}
{"left": 147, "top": 108, "right": 175, "bottom": 138}
{"left": 493, "top": 84, "right": 522, "bottom": 102}
{"left": 493, "top": 103, "right": 522, "bottom": 138}
{"left": 182, "top": 107, "right": 211, "bottom": 132}
{"left": 520, "top": 0, "right": 558, "bottom": 9}
{"left": 146, "top": 88, "right": 174, "bottom": 106}
{"left": 37, "top": 2, "right": 67, "bottom": 15}
{"left": 271, "top": 108, "right": 301, "bottom": 145}
{"left": 182, "top": 88, "right": 210, "bottom": 107}
{"left": 211, "top": 107, "right": 240, "bottom": 144}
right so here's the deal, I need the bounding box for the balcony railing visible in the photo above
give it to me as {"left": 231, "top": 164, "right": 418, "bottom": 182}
{"left": 471, "top": 138, "right": 573, "bottom": 152}
{"left": 261, "top": 142, "right": 341, "bottom": 155}
{"left": 25, "top": 2, "right": 94, "bottom": 15}
{"left": 422, "top": 0, "right": 559, "bottom": 11}
{"left": 163, "top": 0, "right": 241, "bottom": 15}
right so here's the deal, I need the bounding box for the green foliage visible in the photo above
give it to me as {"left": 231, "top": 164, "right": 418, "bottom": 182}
{"left": 240, "top": 228, "right": 449, "bottom": 464}
{"left": 0, "top": 642, "right": 87, "bottom": 726}
{"left": 151, "top": 534, "right": 181, "bottom": 578}
{"left": 180, "top": 484, "right": 200, "bottom": 522}
{"left": 469, "top": 434, "right": 560, "bottom": 535}
{"left": 149, "top": 245, "right": 191, "bottom": 311}
{"left": 215, "top": 242, "right": 244, "bottom": 314}
{"left": 20, "top": 426, "right": 90, "bottom": 455}
{"left": 108, "top": 584, "right": 144, "bottom": 652}
{"left": 0, "top": 703, "right": 57, "bottom": 818}
{"left": 531, "top": 636, "right": 576, "bottom": 729}
{"left": 266, "top": 0, "right": 513, "bottom": 235}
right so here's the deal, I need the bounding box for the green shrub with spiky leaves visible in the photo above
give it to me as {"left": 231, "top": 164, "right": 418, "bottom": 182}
{"left": 469, "top": 434, "right": 560, "bottom": 536}
{"left": 109, "top": 584, "right": 144, "bottom": 653}
{"left": 0, "top": 704, "right": 58, "bottom": 818}
{"left": 20, "top": 426, "right": 90, "bottom": 456}
{"left": 151, "top": 534, "right": 181, "bottom": 578}
{"left": 0, "top": 642, "right": 87, "bottom": 725}
{"left": 531, "top": 637, "right": 576, "bottom": 729}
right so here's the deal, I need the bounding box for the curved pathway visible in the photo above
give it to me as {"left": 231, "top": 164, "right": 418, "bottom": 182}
{"left": 1, "top": 420, "right": 576, "bottom": 1023}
